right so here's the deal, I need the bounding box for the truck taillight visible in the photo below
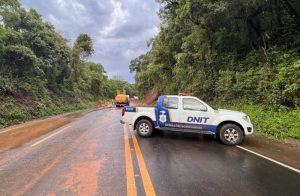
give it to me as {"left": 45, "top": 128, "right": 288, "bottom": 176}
{"left": 122, "top": 108, "right": 125, "bottom": 116}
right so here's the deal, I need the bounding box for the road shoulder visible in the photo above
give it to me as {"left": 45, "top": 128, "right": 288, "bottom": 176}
{"left": 239, "top": 135, "right": 300, "bottom": 170}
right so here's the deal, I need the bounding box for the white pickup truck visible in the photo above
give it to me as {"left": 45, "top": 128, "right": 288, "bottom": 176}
{"left": 121, "top": 95, "right": 254, "bottom": 145}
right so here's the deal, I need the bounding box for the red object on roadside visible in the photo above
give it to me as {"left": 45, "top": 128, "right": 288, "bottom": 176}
{"left": 179, "top": 92, "right": 189, "bottom": 96}
{"left": 98, "top": 100, "right": 102, "bottom": 108}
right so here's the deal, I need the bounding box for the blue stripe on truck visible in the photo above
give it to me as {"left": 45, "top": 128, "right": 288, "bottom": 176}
{"left": 125, "top": 106, "right": 137, "bottom": 112}
{"left": 164, "top": 122, "right": 217, "bottom": 133}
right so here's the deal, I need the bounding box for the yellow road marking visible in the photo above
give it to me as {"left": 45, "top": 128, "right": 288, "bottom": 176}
{"left": 129, "top": 126, "right": 156, "bottom": 196}
{"left": 123, "top": 124, "right": 137, "bottom": 196}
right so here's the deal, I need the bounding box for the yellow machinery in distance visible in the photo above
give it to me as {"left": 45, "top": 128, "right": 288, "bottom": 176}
{"left": 115, "top": 90, "right": 130, "bottom": 107}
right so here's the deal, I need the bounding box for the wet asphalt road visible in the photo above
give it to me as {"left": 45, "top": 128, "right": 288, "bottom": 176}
{"left": 0, "top": 108, "right": 299, "bottom": 196}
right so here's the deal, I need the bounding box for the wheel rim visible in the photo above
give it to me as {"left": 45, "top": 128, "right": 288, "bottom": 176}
{"left": 224, "top": 128, "right": 239, "bottom": 143}
{"left": 139, "top": 123, "right": 150, "bottom": 135}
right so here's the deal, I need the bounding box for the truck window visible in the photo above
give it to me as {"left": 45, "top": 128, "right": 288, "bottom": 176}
{"left": 163, "top": 97, "right": 178, "bottom": 109}
{"left": 183, "top": 98, "right": 207, "bottom": 111}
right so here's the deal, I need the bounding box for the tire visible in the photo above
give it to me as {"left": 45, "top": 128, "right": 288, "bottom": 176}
{"left": 218, "top": 123, "right": 244, "bottom": 145}
{"left": 136, "top": 119, "right": 153, "bottom": 137}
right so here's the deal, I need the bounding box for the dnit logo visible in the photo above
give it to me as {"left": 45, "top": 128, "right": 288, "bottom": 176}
{"left": 187, "top": 116, "right": 209, "bottom": 123}
{"left": 159, "top": 111, "right": 167, "bottom": 123}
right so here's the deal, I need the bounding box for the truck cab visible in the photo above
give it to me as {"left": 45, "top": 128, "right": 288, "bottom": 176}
{"left": 121, "top": 95, "right": 254, "bottom": 145}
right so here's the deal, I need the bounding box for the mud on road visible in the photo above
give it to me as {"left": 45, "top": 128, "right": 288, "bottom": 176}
{"left": 0, "top": 109, "right": 94, "bottom": 153}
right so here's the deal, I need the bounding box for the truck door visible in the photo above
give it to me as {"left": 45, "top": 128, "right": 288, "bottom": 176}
{"left": 179, "top": 98, "right": 215, "bottom": 133}
{"left": 156, "top": 96, "right": 180, "bottom": 128}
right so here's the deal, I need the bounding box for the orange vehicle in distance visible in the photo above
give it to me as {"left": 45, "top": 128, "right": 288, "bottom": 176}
{"left": 115, "top": 90, "right": 130, "bottom": 107}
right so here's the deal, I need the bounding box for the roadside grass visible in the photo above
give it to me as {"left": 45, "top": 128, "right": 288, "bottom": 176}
{"left": 215, "top": 102, "right": 300, "bottom": 140}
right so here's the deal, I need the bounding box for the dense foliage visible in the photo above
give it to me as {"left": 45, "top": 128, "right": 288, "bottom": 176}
{"left": 0, "top": 0, "right": 134, "bottom": 126}
{"left": 132, "top": 0, "right": 300, "bottom": 110}
{"left": 131, "top": 0, "right": 300, "bottom": 139}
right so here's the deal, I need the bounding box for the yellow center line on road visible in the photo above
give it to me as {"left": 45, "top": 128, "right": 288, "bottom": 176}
{"left": 123, "top": 124, "right": 137, "bottom": 196}
{"left": 129, "top": 125, "right": 156, "bottom": 196}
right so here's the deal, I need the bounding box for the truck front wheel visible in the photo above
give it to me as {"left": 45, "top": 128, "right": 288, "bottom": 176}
{"left": 218, "top": 124, "right": 243, "bottom": 145}
{"left": 136, "top": 119, "right": 153, "bottom": 137}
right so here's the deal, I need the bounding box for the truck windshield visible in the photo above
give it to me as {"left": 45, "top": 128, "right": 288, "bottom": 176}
{"left": 183, "top": 98, "right": 206, "bottom": 111}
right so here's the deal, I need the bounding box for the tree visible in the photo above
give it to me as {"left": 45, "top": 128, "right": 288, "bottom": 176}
{"left": 132, "top": 0, "right": 300, "bottom": 109}
{"left": 1, "top": 45, "right": 39, "bottom": 77}
{"left": 0, "top": 0, "right": 136, "bottom": 127}
{"left": 0, "top": 0, "right": 21, "bottom": 29}
{"left": 74, "top": 34, "right": 94, "bottom": 59}
{"left": 129, "top": 54, "right": 145, "bottom": 73}
{"left": 71, "top": 34, "right": 94, "bottom": 81}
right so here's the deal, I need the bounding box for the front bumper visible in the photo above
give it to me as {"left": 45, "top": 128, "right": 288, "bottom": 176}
{"left": 116, "top": 102, "right": 129, "bottom": 106}
{"left": 243, "top": 123, "right": 254, "bottom": 135}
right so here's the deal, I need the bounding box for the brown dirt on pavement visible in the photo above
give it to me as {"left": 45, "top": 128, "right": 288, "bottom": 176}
{"left": 63, "top": 142, "right": 105, "bottom": 195}
{"left": 0, "top": 109, "right": 94, "bottom": 153}
{"left": 241, "top": 135, "right": 300, "bottom": 170}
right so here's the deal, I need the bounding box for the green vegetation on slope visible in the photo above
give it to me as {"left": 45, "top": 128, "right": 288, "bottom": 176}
{"left": 0, "top": 0, "right": 135, "bottom": 127}
{"left": 131, "top": 0, "right": 300, "bottom": 139}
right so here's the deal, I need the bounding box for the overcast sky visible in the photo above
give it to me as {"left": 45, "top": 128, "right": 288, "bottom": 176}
{"left": 20, "top": 0, "right": 160, "bottom": 83}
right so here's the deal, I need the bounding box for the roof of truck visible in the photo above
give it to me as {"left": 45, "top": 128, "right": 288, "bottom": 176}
{"left": 163, "top": 95, "right": 196, "bottom": 99}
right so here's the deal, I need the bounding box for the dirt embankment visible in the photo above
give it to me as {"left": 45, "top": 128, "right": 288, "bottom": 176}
{"left": 0, "top": 109, "right": 94, "bottom": 153}
{"left": 130, "top": 89, "right": 158, "bottom": 107}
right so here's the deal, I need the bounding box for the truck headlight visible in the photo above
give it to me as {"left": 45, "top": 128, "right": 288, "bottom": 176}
{"left": 242, "top": 116, "right": 250, "bottom": 123}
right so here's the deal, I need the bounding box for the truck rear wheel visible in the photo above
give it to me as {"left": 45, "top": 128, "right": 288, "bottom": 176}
{"left": 219, "top": 124, "right": 243, "bottom": 145}
{"left": 136, "top": 119, "right": 153, "bottom": 137}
